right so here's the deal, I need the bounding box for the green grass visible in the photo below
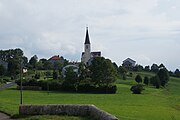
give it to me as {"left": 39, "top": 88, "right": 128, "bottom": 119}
{"left": 0, "top": 73, "right": 180, "bottom": 120}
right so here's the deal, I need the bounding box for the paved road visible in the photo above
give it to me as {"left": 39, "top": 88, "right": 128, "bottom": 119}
{"left": 0, "top": 82, "right": 17, "bottom": 90}
{"left": 0, "top": 112, "right": 15, "bottom": 120}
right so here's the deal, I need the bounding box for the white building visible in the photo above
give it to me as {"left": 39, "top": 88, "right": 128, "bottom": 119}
{"left": 81, "top": 27, "right": 101, "bottom": 65}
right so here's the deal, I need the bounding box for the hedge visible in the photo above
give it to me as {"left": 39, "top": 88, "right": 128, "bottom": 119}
{"left": 16, "top": 79, "right": 117, "bottom": 94}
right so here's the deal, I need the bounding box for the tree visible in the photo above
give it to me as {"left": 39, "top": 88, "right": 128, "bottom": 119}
{"left": 174, "top": 69, "right": 180, "bottom": 77}
{"left": 118, "top": 66, "right": 127, "bottom": 74}
{"left": 53, "top": 61, "right": 63, "bottom": 70}
{"left": 151, "top": 64, "right": 159, "bottom": 73}
{"left": 112, "top": 62, "right": 119, "bottom": 74}
{"left": 22, "top": 56, "right": 28, "bottom": 67}
{"left": 118, "top": 66, "right": 127, "bottom": 80}
{"left": 0, "top": 48, "right": 23, "bottom": 62}
{"left": 43, "top": 61, "right": 53, "bottom": 70}
{"left": 150, "top": 76, "right": 161, "bottom": 88}
{"left": 144, "top": 76, "right": 149, "bottom": 85}
{"left": 90, "top": 57, "right": 117, "bottom": 87}
{"left": 133, "top": 65, "right": 143, "bottom": 72}
{"left": 29, "top": 55, "right": 38, "bottom": 69}
{"left": 144, "top": 66, "right": 150, "bottom": 72}
{"left": 8, "top": 58, "right": 20, "bottom": 77}
{"left": 135, "top": 75, "right": 142, "bottom": 83}
{"left": 64, "top": 67, "right": 78, "bottom": 90}
{"left": 0, "top": 65, "right": 6, "bottom": 76}
{"left": 159, "top": 63, "right": 166, "bottom": 69}
{"left": 36, "top": 61, "right": 44, "bottom": 70}
{"left": 157, "top": 68, "right": 169, "bottom": 87}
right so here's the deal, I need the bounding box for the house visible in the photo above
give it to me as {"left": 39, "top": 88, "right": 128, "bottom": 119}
{"left": 0, "top": 59, "right": 8, "bottom": 69}
{"left": 122, "top": 58, "right": 136, "bottom": 68}
{"left": 81, "top": 27, "right": 101, "bottom": 65}
{"left": 49, "top": 55, "right": 65, "bottom": 69}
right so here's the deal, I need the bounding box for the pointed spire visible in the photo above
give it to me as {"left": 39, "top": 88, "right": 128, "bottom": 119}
{"left": 85, "top": 27, "right": 90, "bottom": 44}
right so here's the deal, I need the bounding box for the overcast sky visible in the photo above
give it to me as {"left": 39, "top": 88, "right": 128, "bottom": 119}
{"left": 0, "top": 0, "right": 180, "bottom": 70}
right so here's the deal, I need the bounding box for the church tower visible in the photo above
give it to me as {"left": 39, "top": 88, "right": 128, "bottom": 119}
{"left": 84, "top": 27, "right": 91, "bottom": 54}
{"left": 81, "top": 27, "right": 101, "bottom": 65}
{"left": 81, "top": 27, "right": 91, "bottom": 65}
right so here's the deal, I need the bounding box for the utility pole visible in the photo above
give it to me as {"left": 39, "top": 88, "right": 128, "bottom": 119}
{"left": 20, "top": 58, "right": 23, "bottom": 105}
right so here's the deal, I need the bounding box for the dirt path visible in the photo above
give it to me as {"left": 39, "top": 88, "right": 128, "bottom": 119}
{"left": 0, "top": 112, "right": 15, "bottom": 120}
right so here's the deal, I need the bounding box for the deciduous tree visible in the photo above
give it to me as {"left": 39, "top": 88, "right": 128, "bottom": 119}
{"left": 90, "top": 57, "right": 117, "bottom": 87}
{"left": 157, "top": 68, "right": 169, "bottom": 87}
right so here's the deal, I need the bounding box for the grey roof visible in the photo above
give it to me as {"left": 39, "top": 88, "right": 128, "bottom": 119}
{"left": 91, "top": 52, "right": 101, "bottom": 57}
{"left": 84, "top": 27, "right": 90, "bottom": 44}
{"left": 123, "top": 58, "right": 136, "bottom": 64}
{"left": 82, "top": 52, "right": 101, "bottom": 57}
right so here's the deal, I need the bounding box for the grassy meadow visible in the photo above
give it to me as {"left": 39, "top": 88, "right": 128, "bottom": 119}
{"left": 0, "top": 72, "right": 180, "bottom": 120}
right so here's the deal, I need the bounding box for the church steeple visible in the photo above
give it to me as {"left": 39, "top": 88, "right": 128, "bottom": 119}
{"left": 85, "top": 27, "right": 90, "bottom": 44}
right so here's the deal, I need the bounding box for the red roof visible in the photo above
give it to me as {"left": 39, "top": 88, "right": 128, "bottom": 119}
{"left": 49, "top": 56, "right": 62, "bottom": 60}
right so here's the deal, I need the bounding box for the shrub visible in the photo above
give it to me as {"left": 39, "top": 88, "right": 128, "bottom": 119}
{"left": 144, "top": 76, "right": 149, "bottom": 85}
{"left": 45, "top": 71, "right": 52, "bottom": 78}
{"left": 35, "top": 73, "right": 40, "bottom": 79}
{"left": 130, "top": 84, "right": 144, "bottom": 94}
{"left": 135, "top": 75, "right": 142, "bottom": 83}
{"left": 15, "top": 78, "right": 117, "bottom": 94}
{"left": 150, "top": 76, "right": 161, "bottom": 89}
{"left": 157, "top": 68, "right": 169, "bottom": 87}
{"left": 122, "top": 74, "right": 126, "bottom": 80}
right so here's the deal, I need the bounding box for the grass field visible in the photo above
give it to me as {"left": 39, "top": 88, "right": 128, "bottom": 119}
{"left": 0, "top": 72, "right": 180, "bottom": 120}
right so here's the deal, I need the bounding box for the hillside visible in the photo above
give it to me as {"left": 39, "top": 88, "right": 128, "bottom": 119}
{"left": 0, "top": 71, "right": 179, "bottom": 120}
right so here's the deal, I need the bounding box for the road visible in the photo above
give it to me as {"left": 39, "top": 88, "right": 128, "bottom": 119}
{"left": 0, "top": 112, "right": 13, "bottom": 120}
{"left": 0, "top": 82, "right": 17, "bottom": 90}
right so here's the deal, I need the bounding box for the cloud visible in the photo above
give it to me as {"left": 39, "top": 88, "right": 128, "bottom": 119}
{"left": 0, "top": 0, "right": 180, "bottom": 70}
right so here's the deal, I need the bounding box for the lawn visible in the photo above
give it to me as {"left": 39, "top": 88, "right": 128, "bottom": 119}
{"left": 0, "top": 75, "right": 180, "bottom": 120}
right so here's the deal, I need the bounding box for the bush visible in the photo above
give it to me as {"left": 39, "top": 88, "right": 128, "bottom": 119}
{"left": 35, "top": 73, "right": 40, "bottom": 79}
{"left": 15, "top": 78, "right": 117, "bottom": 94}
{"left": 144, "top": 76, "right": 149, "bottom": 85}
{"left": 48, "top": 80, "right": 62, "bottom": 91}
{"left": 122, "top": 74, "right": 126, "bottom": 80}
{"left": 150, "top": 76, "right": 161, "bottom": 88}
{"left": 135, "top": 75, "right": 142, "bottom": 83}
{"left": 157, "top": 69, "right": 169, "bottom": 87}
{"left": 45, "top": 71, "right": 52, "bottom": 78}
{"left": 130, "top": 84, "right": 144, "bottom": 94}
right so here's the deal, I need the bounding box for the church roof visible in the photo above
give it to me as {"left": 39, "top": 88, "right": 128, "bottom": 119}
{"left": 91, "top": 52, "right": 101, "bottom": 57}
{"left": 84, "top": 27, "right": 90, "bottom": 44}
{"left": 49, "top": 55, "right": 63, "bottom": 60}
{"left": 81, "top": 52, "right": 101, "bottom": 57}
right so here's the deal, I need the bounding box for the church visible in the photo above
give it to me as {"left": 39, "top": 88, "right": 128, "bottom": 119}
{"left": 81, "top": 27, "right": 101, "bottom": 65}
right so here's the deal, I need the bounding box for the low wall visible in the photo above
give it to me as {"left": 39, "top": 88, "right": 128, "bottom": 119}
{"left": 19, "top": 104, "right": 118, "bottom": 120}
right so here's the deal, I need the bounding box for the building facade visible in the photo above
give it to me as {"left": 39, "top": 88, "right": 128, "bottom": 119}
{"left": 122, "top": 58, "right": 136, "bottom": 68}
{"left": 81, "top": 27, "right": 101, "bottom": 65}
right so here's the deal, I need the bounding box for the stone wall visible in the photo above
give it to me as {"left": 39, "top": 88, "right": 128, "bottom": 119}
{"left": 19, "top": 104, "right": 118, "bottom": 120}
